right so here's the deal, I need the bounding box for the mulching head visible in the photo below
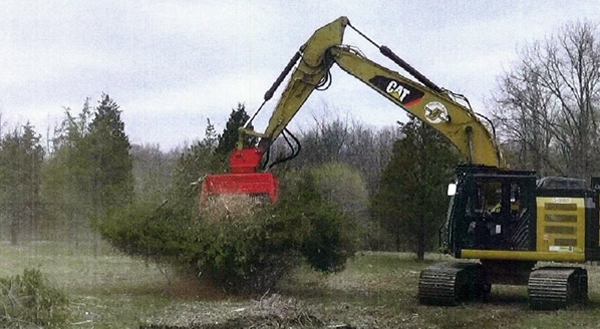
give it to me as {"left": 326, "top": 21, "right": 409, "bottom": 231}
{"left": 201, "top": 147, "right": 279, "bottom": 203}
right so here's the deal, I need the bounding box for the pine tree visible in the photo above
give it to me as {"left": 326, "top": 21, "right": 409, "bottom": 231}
{"left": 86, "top": 94, "right": 134, "bottom": 214}
{"left": 43, "top": 95, "right": 133, "bottom": 240}
{"left": 0, "top": 123, "right": 45, "bottom": 244}
{"left": 372, "top": 117, "right": 458, "bottom": 260}
{"left": 215, "top": 103, "right": 255, "bottom": 156}
{"left": 203, "top": 118, "right": 218, "bottom": 149}
{"left": 170, "top": 119, "right": 223, "bottom": 211}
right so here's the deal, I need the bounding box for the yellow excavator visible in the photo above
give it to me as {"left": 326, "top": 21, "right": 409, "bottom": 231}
{"left": 202, "top": 17, "right": 598, "bottom": 309}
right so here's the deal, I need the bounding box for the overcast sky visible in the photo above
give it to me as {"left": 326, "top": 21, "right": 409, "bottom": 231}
{"left": 1, "top": 1, "right": 599, "bottom": 150}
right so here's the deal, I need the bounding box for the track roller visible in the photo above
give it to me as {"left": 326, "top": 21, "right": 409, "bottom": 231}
{"left": 418, "top": 262, "right": 490, "bottom": 306}
{"left": 528, "top": 267, "right": 588, "bottom": 310}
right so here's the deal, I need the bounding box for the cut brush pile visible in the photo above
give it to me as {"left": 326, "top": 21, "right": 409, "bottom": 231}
{"left": 141, "top": 294, "right": 327, "bottom": 329}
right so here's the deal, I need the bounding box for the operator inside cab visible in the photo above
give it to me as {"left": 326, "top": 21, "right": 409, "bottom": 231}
{"left": 464, "top": 179, "right": 530, "bottom": 251}
{"left": 467, "top": 182, "right": 502, "bottom": 249}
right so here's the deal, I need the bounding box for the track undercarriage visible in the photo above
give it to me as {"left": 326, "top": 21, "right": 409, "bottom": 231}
{"left": 528, "top": 267, "right": 588, "bottom": 309}
{"left": 418, "top": 262, "right": 490, "bottom": 305}
{"left": 418, "top": 262, "right": 588, "bottom": 309}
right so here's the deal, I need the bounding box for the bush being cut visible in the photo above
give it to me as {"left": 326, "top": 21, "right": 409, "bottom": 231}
{"left": 99, "top": 169, "right": 355, "bottom": 294}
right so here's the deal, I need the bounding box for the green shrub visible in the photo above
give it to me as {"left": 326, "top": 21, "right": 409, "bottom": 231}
{"left": 98, "top": 202, "right": 201, "bottom": 265}
{"left": 277, "top": 170, "right": 355, "bottom": 272}
{"left": 194, "top": 206, "right": 303, "bottom": 293}
{"left": 308, "top": 162, "right": 375, "bottom": 250}
{"left": 310, "top": 162, "right": 368, "bottom": 216}
{"left": 99, "top": 200, "right": 301, "bottom": 293}
{"left": 99, "top": 167, "right": 355, "bottom": 294}
{"left": 0, "top": 268, "right": 69, "bottom": 329}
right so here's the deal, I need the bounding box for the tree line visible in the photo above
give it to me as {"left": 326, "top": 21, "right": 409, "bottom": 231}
{"left": 0, "top": 95, "right": 134, "bottom": 245}
{"left": 0, "top": 92, "right": 452, "bottom": 262}
{"left": 0, "top": 20, "right": 596, "bottom": 263}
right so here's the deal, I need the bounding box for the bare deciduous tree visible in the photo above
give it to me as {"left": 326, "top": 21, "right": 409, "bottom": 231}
{"left": 277, "top": 113, "right": 400, "bottom": 195}
{"left": 493, "top": 21, "right": 600, "bottom": 178}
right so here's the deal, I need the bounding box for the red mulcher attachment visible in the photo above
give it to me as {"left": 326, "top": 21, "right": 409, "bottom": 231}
{"left": 201, "top": 147, "right": 279, "bottom": 203}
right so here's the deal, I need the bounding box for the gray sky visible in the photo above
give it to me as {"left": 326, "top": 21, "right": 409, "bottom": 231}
{"left": 1, "top": 1, "right": 599, "bottom": 150}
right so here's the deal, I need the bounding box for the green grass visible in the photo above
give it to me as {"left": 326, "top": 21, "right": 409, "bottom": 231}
{"left": 279, "top": 252, "right": 600, "bottom": 329}
{"left": 0, "top": 240, "right": 230, "bottom": 328}
{"left": 3, "top": 242, "right": 600, "bottom": 328}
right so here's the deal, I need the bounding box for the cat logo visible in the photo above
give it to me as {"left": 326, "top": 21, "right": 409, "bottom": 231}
{"left": 369, "top": 76, "right": 424, "bottom": 106}
{"left": 385, "top": 81, "right": 411, "bottom": 102}
{"left": 424, "top": 102, "right": 450, "bottom": 124}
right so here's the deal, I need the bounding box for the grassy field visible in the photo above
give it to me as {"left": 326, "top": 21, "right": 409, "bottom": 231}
{"left": 2, "top": 241, "right": 600, "bottom": 328}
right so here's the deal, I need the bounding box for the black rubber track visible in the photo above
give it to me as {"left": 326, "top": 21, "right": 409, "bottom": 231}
{"left": 419, "top": 262, "right": 489, "bottom": 306}
{"left": 528, "top": 267, "right": 588, "bottom": 310}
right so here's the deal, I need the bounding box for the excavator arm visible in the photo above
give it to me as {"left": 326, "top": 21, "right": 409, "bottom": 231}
{"left": 328, "top": 45, "right": 504, "bottom": 167}
{"left": 202, "top": 16, "right": 505, "bottom": 202}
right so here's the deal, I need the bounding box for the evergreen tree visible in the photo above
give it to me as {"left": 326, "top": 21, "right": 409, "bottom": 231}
{"left": 43, "top": 95, "right": 133, "bottom": 240}
{"left": 0, "top": 123, "right": 45, "bottom": 244}
{"left": 372, "top": 117, "right": 458, "bottom": 260}
{"left": 204, "top": 118, "right": 218, "bottom": 149}
{"left": 86, "top": 94, "right": 134, "bottom": 214}
{"left": 171, "top": 119, "right": 223, "bottom": 211}
{"left": 215, "top": 103, "right": 255, "bottom": 156}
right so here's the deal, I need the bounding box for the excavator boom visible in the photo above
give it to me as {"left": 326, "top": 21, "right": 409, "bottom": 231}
{"left": 202, "top": 16, "right": 504, "bottom": 201}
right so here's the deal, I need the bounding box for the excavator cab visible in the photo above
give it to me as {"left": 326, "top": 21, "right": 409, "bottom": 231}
{"left": 441, "top": 166, "right": 538, "bottom": 258}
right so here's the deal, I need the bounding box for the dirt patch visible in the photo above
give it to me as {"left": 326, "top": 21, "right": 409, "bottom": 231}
{"left": 163, "top": 272, "right": 229, "bottom": 301}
